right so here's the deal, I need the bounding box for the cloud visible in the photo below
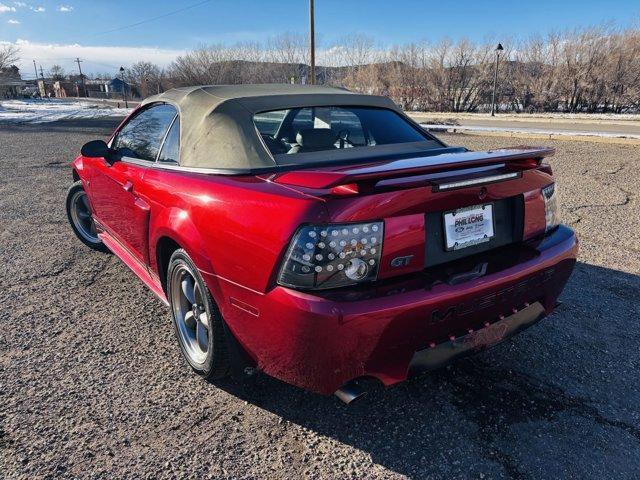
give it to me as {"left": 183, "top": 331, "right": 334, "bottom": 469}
{"left": 4, "top": 39, "right": 185, "bottom": 76}
{"left": 0, "top": 2, "right": 17, "bottom": 12}
{"left": 7, "top": 18, "right": 19, "bottom": 23}
{"left": 30, "top": 5, "right": 44, "bottom": 11}
{"left": 57, "top": 5, "right": 72, "bottom": 12}
{"left": 13, "top": 1, "right": 26, "bottom": 7}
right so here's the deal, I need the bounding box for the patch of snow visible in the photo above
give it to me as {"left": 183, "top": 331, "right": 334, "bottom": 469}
{"left": 420, "top": 123, "right": 640, "bottom": 140}
{"left": 0, "top": 99, "right": 132, "bottom": 124}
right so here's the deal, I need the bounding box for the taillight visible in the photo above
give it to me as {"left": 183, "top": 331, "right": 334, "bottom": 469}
{"left": 542, "top": 183, "right": 560, "bottom": 232}
{"left": 278, "top": 222, "right": 384, "bottom": 290}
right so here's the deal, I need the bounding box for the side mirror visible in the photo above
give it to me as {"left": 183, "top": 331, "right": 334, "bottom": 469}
{"left": 81, "top": 140, "right": 120, "bottom": 164}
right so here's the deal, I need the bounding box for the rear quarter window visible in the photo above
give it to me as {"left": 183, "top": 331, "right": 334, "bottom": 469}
{"left": 158, "top": 117, "right": 180, "bottom": 164}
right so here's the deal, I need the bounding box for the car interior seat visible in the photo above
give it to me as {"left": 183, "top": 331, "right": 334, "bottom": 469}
{"left": 287, "top": 129, "right": 337, "bottom": 154}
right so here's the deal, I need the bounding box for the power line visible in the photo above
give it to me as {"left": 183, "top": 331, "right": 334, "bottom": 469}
{"left": 89, "top": 0, "right": 214, "bottom": 37}
{"left": 81, "top": 60, "right": 123, "bottom": 70}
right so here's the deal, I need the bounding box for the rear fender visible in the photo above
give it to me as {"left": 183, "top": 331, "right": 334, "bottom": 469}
{"left": 149, "top": 207, "right": 214, "bottom": 278}
{"left": 148, "top": 207, "right": 256, "bottom": 375}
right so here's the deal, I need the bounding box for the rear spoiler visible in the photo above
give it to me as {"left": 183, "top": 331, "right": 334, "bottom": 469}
{"left": 272, "top": 146, "right": 554, "bottom": 190}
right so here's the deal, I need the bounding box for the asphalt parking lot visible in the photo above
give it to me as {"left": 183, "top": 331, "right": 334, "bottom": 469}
{"left": 1, "top": 119, "right": 639, "bottom": 479}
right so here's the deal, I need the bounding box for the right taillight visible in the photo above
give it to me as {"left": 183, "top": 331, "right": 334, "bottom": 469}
{"left": 278, "top": 222, "right": 384, "bottom": 290}
{"left": 542, "top": 183, "right": 560, "bottom": 232}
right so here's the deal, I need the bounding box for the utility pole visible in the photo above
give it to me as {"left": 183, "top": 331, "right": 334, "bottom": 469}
{"left": 119, "top": 66, "right": 128, "bottom": 108}
{"left": 38, "top": 65, "right": 47, "bottom": 99}
{"left": 75, "top": 57, "right": 86, "bottom": 98}
{"left": 490, "top": 43, "right": 504, "bottom": 116}
{"left": 309, "top": 0, "right": 315, "bottom": 85}
{"left": 33, "top": 60, "right": 41, "bottom": 98}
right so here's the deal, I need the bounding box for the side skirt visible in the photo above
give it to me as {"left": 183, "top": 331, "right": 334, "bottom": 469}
{"left": 99, "top": 231, "right": 169, "bottom": 306}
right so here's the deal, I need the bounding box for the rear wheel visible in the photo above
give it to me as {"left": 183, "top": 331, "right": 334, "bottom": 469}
{"left": 66, "top": 180, "right": 107, "bottom": 252}
{"left": 167, "top": 249, "right": 231, "bottom": 379}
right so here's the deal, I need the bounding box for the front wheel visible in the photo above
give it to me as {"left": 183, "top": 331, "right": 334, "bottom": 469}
{"left": 66, "top": 180, "right": 108, "bottom": 252}
{"left": 167, "top": 249, "right": 231, "bottom": 379}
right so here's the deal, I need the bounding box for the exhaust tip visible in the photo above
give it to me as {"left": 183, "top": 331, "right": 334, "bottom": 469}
{"left": 334, "top": 380, "right": 367, "bottom": 404}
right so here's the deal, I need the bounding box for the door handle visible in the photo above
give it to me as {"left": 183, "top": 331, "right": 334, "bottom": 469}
{"left": 122, "top": 180, "right": 133, "bottom": 192}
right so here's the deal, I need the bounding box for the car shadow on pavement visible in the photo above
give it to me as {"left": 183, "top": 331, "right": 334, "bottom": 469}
{"left": 211, "top": 261, "right": 640, "bottom": 478}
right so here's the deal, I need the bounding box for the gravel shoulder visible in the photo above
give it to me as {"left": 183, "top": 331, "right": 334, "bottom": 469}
{"left": 1, "top": 120, "right": 639, "bottom": 479}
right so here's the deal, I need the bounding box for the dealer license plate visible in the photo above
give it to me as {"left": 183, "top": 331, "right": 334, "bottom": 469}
{"left": 443, "top": 204, "right": 494, "bottom": 251}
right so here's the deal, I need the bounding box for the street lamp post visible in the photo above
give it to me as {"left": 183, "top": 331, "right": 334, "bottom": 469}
{"left": 119, "top": 66, "right": 128, "bottom": 108}
{"left": 490, "top": 43, "right": 504, "bottom": 117}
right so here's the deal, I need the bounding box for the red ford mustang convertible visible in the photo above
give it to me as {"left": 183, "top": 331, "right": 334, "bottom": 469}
{"left": 66, "top": 85, "right": 577, "bottom": 402}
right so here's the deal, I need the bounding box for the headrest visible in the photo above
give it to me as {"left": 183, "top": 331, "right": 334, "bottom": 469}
{"left": 295, "top": 129, "right": 336, "bottom": 150}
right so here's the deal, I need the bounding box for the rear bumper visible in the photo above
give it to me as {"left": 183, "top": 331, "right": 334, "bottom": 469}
{"left": 204, "top": 225, "right": 578, "bottom": 395}
{"left": 408, "top": 301, "right": 546, "bottom": 374}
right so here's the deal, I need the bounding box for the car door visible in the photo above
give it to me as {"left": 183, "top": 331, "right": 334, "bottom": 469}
{"left": 89, "top": 103, "right": 178, "bottom": 266}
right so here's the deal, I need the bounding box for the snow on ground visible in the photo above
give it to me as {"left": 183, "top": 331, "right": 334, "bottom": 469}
{"left": 0, "top": 99, "right": 132, "bottom": 124}
{"left": 420, "top": 123, "right": 640, "bottom": 140}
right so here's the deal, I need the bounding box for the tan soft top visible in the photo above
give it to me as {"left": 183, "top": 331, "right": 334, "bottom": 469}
{"left": 140, "top": 84, "right": 403, "bottom": 172}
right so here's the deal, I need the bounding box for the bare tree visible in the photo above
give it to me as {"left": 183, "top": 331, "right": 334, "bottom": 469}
{"left": 266, "top": 33, "right": 307, "bottom": 82}
{"left": 127, "top": 61, "right": 163, "bottom": 98}
{"left": 334, "top": 34, "right": 375, "bottom": 67}
{"left": 0, "top": 44, "right": 20, "bottom": 70}
{"left": 331, "top": 34, "right": 377, "bottom": 91}
{"left": 160, "top": 24, "right": 640, "bottom": 114}
{"left": 48, "top": 64, "right": 66, "bottom": 81}
{"left": 507, "top": 34, "right": 562, "bottom": 112}
{"left": 167, "top": 44, "right": 237, "bottom": 86}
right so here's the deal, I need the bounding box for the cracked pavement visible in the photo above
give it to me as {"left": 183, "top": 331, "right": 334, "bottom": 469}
{"left": 1, "top": 120, "right": 639, "bottom": 479}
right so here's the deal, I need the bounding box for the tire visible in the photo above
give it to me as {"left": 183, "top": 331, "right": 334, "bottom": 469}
{"left": 66, "top": 180, "right": 108, "bottom": 252}
{"left": 167, "top": 249, "right": 231, "bottom": 379}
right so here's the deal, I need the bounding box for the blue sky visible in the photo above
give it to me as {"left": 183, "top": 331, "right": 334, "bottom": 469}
{"left": 2, "top": 0, "right": 638, "bottom": 76}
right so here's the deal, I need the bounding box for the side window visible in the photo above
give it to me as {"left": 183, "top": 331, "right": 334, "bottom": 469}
{"left": 112, "top": 104, "right": 177, "bottom": 161}
{"left": 158, "top": 117, "right": 180, "bottom": 164}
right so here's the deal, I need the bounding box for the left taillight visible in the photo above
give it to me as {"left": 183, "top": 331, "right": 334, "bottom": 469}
{"left": 278, "top": 222, "right": 384, "bottom": 290}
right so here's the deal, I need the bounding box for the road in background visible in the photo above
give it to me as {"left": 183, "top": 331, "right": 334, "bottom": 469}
{"left": 1, "top": 120, "right": 639, "bottom": 479}
{"left": 409, "top": 112, "right": 640, "bottom": 141}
